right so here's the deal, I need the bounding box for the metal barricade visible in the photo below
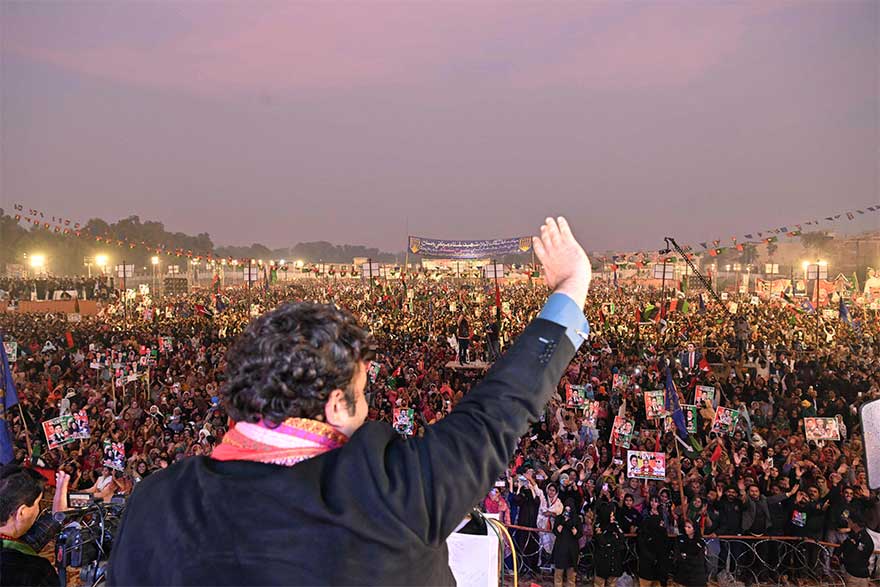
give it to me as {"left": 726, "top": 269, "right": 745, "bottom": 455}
{"left": 501, "top": 524, "right": 873, "bottom": 587}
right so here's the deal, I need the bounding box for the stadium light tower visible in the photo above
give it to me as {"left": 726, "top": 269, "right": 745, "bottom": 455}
{"left": 29, "top": 254, "right": 46, "bottom": 276}
{"left": 151, "top": 256, "right": 160, "bottom": 295}
{"left": 95, "top": 254, "right": 109, "bottom": 275}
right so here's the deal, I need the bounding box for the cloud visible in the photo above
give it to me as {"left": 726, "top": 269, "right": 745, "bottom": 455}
{"left": 4, "top": 2, "right": 791, "bottom": 94}
{"left": 507, "top": 3, "right": 792, "bottom": 90}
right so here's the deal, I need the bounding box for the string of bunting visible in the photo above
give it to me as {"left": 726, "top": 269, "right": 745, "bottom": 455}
{"left": 10, "top": 203, "right": 265, "bottom": 268}
{"left": 10, "top": 201, "right": 879, "bottom": 271}
{"left": 596, "top": 203, "right": 879, "bottom": 268}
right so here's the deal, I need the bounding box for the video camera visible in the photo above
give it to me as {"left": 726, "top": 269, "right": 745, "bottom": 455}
{"left": 54, "top": 495, "right": 126, "bottom": 587}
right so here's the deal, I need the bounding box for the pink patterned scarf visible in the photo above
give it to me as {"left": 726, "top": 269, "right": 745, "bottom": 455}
{"left": 211, "top": 418, "right": 348, "bottom": 466}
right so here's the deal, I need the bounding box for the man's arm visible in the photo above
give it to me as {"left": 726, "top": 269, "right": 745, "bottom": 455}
{"left": 21, "top": 471, "right": 70, "bottom": 553}
{"left": 375, "top": 218, "right": 591, "bottom": 544}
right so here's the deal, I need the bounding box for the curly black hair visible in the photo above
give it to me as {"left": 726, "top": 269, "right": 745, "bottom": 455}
{"left": 222, "top": 302, "right": 375, "bottom": 426}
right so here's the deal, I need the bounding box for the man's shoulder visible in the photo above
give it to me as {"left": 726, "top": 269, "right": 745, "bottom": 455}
{"left": 0, "top": 546, "right": 58, "bottom": 586}
{"left": 135, "top": 424, "right": 398, "bottom": 490}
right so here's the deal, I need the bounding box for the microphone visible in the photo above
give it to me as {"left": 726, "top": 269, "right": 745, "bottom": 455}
{"left": 52, "top": 503, "right": 108, "bottom": 523}
{"left": 54, "top": 510, "right": 79, "bottom": 523}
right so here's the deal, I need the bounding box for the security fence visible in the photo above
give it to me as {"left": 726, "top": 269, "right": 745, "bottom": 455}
{"left": 501, "top": 524, "right": 879, "bottom": 587}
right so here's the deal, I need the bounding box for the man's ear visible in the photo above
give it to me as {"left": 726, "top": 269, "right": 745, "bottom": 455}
{"left": 324, "top": 388, "right": 350, "bottom": 425}
{"left": 13, "top": 503, "right": 28, "bottom": 523}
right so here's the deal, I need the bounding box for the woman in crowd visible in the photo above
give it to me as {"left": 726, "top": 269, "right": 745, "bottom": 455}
{"left": 673, "top": 518, "right": 708, "bottom": 587}
{"left": 552, "top": 499, "right": 581, "bottom": 587}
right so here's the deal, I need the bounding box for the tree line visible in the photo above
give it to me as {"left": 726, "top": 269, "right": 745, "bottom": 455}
{"left": 0, "top": 211, "right": 411, "bottom": 275}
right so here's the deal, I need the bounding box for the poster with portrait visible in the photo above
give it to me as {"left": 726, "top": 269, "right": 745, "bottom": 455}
{"left": 72, "top": 410, "right": 91, "bottom": 440}
{"left": 694, "top": 385, "right": 716, "bottom": 407}
{"left": 644, "top": 391, "right": 667, "bottom": 419}
{"left": 581, "top": 400, "right": 600, "bottom": 427}
{"left": 3, "top": 341, "right": 17, "bottom": 362}
{"left": 158, "top": 336, "right": 174, "bottom": 353}
{"left": 573, "top": 384, "right": 594, "bottom": 400}
{"left": 804, "top": 417, "right": 841, "bottom": 441}
{"left": 393, "top": 408, "right": 415, "bottom": 437}
{"left": 612, "top": 373, "right": 629, "bottom": 391}
{"left": 103, "top": 440, "right": 126, "bottom": 471}
{"left": 682, "top": 404, "right": 698, "bottom": 434}
{"left": 566, "top": 383, "right": 587, "bottom": 407}
{"left": 664, "top": 405, "right": 698, "bottom": 434}
{"left": 626, "top": 450, "right": 667, "bottom": 480}
{"left": 611, "top": 416, "right": 635, "bottom": 449}
{"left": 711, "top": 406, "right": 740, "bottom": 436}
{"left": 368, "top": 361, "right": 381, "bottom": 384}
{"left": 42, "top": 415, "right": 77, "bottom": 450}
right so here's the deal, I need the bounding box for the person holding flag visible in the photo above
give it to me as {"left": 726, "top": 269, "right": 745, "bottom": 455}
{"left": 664, "top": 362, "right": 691, "bottom": 451}
{"left": 1, "top": 332, "right": 19, "bottom": 465}
{"left": 839, "top": 295, "right": 852, "bottom": 326}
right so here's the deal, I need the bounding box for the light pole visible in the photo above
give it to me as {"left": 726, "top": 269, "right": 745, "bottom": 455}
{"left": 151, "top": 256, "right": 160, "bottom": 297}
{"left": 803, "top": 260, "right": 828, "bottom": 347}
{"left": 29, "top": 254, "right": 46, "bottom": 278}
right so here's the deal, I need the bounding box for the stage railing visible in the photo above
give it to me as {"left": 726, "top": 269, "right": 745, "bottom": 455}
{"left": 501, "top": 523, "right": 879, "bottom": 586}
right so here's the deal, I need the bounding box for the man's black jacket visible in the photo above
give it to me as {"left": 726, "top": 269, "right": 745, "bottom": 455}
{"left": 0, "top": 545, "right": 59, "bottom": 587}
{"left": 108, "top": 317, "right": 577, "bottom": 585}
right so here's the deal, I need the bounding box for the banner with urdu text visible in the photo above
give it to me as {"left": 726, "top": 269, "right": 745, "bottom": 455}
{"left": 408, "top": 236, "right": 532, "bottom": 259}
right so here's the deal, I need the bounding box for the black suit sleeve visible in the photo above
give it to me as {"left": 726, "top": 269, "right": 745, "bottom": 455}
{"left": 377, "top": 318, "right": 576, "bottom": 545}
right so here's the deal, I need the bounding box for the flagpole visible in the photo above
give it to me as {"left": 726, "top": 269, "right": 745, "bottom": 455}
{"left": 17, "top": 403, "right": 33, "bottom": 460}
{"left": 404, "top": 216, "right": 409, "bottom": 279}
{"left": 674, "top": 432, "right": 687, "bottom": 512}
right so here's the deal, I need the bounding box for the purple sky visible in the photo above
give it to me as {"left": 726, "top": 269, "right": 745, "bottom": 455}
{"left": 2, "top": 1, "right": 877, "bottom": 252}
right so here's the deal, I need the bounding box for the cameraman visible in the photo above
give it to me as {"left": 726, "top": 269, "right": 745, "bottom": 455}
{"left": 1, "top": 466, "right": 70, "bottom": 587}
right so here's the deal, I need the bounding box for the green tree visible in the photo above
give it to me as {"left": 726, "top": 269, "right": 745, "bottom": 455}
{"left": 799, "top": 231, "right": 835, "bottom": 257}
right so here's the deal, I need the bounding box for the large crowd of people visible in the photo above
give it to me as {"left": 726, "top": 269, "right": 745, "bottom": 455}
{"left": 2, "top": 271, "right": 878, "bottom": 586}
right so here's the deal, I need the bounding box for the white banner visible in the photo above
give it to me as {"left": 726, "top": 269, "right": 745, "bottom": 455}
{"left": 483, "top": 264, "right": 504, "bottom": 280}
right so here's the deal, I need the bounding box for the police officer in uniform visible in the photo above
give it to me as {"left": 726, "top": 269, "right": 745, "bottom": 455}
{"left": 838, "top": 514, "right": 874, "bottom": 587}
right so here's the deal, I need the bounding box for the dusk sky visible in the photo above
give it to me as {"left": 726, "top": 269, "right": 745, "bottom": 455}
{"left": 2, "top": 1, "right": 878, "bottom": 252}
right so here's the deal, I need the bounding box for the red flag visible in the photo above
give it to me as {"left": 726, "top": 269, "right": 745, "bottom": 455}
{"left": 710, "top": 443, "right": 723, "bottom": 463}
{"left": 26, "top": 465, "right": 57, "bottom": 487}
{"left": 65, "top": 332, "right": 74, "bottom": 349}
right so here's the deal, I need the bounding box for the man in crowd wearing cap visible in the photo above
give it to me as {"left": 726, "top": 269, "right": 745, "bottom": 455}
{"left": 837, "top": 514, "right": 874, "bottom": 587}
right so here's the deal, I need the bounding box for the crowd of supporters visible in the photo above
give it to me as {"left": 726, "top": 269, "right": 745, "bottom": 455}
{"left": 1, "top": 274, "right": 878, "bottom": 586}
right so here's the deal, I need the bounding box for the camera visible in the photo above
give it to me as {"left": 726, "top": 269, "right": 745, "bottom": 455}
{"left": 54, "top": 497, "right": 126, "bottom": 587}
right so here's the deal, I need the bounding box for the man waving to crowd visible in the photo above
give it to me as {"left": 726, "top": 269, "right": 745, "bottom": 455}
{"left": 108, "top": 217, "right": 592, "bottom": 585}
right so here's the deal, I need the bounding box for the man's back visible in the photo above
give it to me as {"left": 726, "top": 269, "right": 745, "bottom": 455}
{"left": 108, "top": 424, "right": 456, "bottom": 585}
{"left": 109, "top": 316, "right": 580, "bottom": 586}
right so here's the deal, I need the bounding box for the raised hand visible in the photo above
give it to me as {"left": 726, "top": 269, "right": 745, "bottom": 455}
{"left": 532, "top": 217, "right": 591, "bottom": 309}
{"left": 53, "top": 470, "right": 71, "bottom": 514}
